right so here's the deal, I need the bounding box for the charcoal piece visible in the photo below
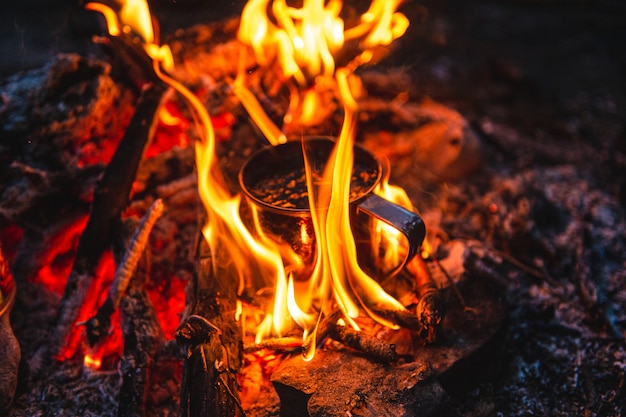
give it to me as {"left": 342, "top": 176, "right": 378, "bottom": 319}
{"left": 0, "top": 54, "right": 135, "bottom": 171}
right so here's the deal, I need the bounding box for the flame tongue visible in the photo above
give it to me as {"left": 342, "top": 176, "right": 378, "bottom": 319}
{"left": 237, "top": 0, "right": 412, "bottom": 353}
{"left": 89, "top": 0, "right": 413, "bottom": 359}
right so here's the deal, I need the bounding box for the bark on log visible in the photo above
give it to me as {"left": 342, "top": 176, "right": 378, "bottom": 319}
{"left": 118, "top": 285, "right": 165, "bottom": 417}
{"left": 176, "top": 236, "right": 245, "bottom": 417}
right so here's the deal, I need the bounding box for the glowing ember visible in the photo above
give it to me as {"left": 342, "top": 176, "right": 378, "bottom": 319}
{"left": 30, "top": 216, "right": 89, "bottom": 295}
{"left": 59, "top": 250, "right": 118, "bottom": 363}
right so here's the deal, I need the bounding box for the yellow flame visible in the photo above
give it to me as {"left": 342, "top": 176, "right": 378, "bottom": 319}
{"left": 90, "top": 0, "right": 414, "bottom": 358}
{"left": 85, "top": 3, "right": 121, "bottom": 36}
{"left": 344, "top": 0, "right": 409, "bottom": 49}
{"left": 83, "top": 353, "right": 102, "bottom": 370}
{"left": 118, "top": 0, "right": 154, "bottom": 43}
{"left": 86, "top": 0, "right": 153, "bottom": 42}
{"left": 86, "top": 0, "right": 173, "bottom": 71}
{"left": 239, "top": 0, "right": 344, "bottom": 86}
{"left": 237, "top": 0, "right": 408, "bottom": 130}
{"left": 238, "top": 0, "right": 412, "bottom": 351}
{"left": 371, "top": 168, "right": 415, "bottom": 274}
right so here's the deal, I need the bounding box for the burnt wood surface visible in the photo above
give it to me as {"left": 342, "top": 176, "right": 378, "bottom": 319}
{"left": 109, "top": 216, "right": 166, "bottom": 417}
{"left": 176, "top": 236, "right": 245, "bottom": 417}
{"left": 51, "top": 82, "right": 166, "bottom": 359}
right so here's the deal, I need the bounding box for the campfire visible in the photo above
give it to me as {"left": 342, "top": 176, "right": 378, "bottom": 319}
{"left": 2, "top": 0, "right": 625, "bottom": 416}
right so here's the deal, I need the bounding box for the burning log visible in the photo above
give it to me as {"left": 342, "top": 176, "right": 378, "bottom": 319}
{"left": 328, "top": 324, "right": 399, "bottom": 363}
{"left": 176, "top": 237, "right": 245, "bottom": 417}
{"left": 108, "top": 213, "right": 167, "bottom": 417}
{"left": 118, "top": 284, "right": 166, "bottom": 417}
{"left": 407, "top": 254, "right": 446, "bottom": 344}
{"left": 243, "top": 337, "right": 304, "bottom": 355}
{"left": 51, "top": 82, "right": 166, "bottom": 360}
{"left": 81, "top": 200, "right": 168, "bottom": 417}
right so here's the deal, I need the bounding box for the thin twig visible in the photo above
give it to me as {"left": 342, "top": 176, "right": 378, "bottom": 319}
{"left": 304, "top": 311, "right": 398, "bottom": 362}
{"left": 243, "top": 337, "right": 303, "bottom": 354}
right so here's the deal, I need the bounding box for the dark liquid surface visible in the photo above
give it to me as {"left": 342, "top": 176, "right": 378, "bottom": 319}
{"left": 248, "top": 163, "right": 378, "bottom": 209}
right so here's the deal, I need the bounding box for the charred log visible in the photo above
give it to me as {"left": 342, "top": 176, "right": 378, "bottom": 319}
{"left": 106, "top": 210, "right": 166, "bottom": 417}
{"left": 306, "top": 311, "right": 398, "bottom": 363}
{"left": 51, "top": 82, "right": 166, "bottom": 358}
{"left": 243, "top": 338, "right": 303, "bottom": 355}
{"left": 118, "top": 285, "right": 166, "bottom": 417}
{"left": 176, "top": 236, "right": 245, "bottom": 417}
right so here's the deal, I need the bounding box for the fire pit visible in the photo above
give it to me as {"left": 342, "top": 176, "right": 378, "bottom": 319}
{"left": 1, "top": 0, "right": 625, "bottom": 416}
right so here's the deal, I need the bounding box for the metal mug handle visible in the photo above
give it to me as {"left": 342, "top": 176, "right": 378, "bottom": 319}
{"left": 356, "top": 193, "right": 426, "bottom": 277}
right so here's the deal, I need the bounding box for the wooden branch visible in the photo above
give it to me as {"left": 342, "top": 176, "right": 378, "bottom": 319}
{"left": 406, "top": 255, "right": 445, "bottom": 343}
{"left": 305, "top": 311, "right": 398, "bottom": 362}
{"left": 106, "top": 216, "right": 166, "bottom": 417}
{"left": 52, "top": 82, "right": 166, "bottom": 358}
{"left": 94, "top": 34, "right": 160, "bottom": 90}
{"left": 331, "top": 325, "right": 398, "bottom": 363}
{"left": 84, "top": 200, "right": 164, "bottom": 346}
{"left": 118, "top": 285, "right": 165, "bottom": 417}
{"left": 243, "top": 337, "right": 303, "bottom": 354}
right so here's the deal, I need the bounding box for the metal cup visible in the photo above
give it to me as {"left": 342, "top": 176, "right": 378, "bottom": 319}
{"left": 239, "top": 136, "right": 425, "bottom": 279}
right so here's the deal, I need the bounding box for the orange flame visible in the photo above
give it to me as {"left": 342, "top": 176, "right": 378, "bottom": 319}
{"left": 89, "top": 0, "right": 414, "bottom": 360}
{"left": 236, "top": 0, "right": 412, "bottom": 359}
{"left": 86, "top": 0, "right": 173, "bottom": 71}
{"left": 236, "top": 0, "right": 409, "bottom": 129}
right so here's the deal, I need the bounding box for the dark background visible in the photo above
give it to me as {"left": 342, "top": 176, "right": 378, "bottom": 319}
{"left": 2, "top": 0, "right": 624, "bottom": 158}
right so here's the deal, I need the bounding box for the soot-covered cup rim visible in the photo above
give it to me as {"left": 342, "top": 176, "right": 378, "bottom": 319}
{"left": 238, "top": 136, "right": 382, "bottom": 215}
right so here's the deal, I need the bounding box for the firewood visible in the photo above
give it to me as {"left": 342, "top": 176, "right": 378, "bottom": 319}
{"left": 103, "top": 215, "right": 167, "bottom": 417}
{"left": 118, "top": 286, "right": 166, "bottom": 417}
{"left": 176, "top": 236, "right": 245, "bottom": 417}
{"left": 243, "top": 337, "right": 303, "bottom": 354}
{"left": 407, "top": 255, "right": 444, "bottom": 343}
{"left": 305, "top": 311, "right": 398, "bottom": 363}
{"left": 329, "top": 324, "right": 398, "bottom": 363}
{"left": 84, "top": 199, "right": 164, "bottom": 347}
{"left": 51, "top": 82, "right": 166, "bottom": 359}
